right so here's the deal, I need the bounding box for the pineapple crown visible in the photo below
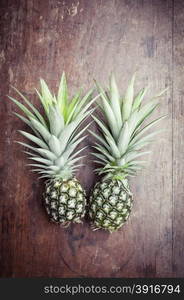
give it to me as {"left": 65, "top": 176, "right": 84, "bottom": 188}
{"left": 9, "top": 72, "right": 97, "bottom": 180}
{"left": 91, "top": 73, "right": 167, "bottom": 180}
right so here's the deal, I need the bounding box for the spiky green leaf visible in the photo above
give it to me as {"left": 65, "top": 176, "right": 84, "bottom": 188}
{"left": 132, "top": 86, "right": 148, "bottom": 112}
{"left": 109, "top": 73, "right": 122, "bottom": 129}
{"left": 40, "top": 78, "right": 53, "bottom": 107}
{"left": 117, "top": 122, "right": 130, "bottom": 155}
{"left": 48, "top": 105, "right": 64, "bottom": 136}
{"left": 122, "top": 73, "right": 136, "bottom": 121}
{"left": 30, "top": 117, "right": 51, "bottom": 142}
{"left": 11, "top": 86, "right": 47, "bottom": 126}
{"left": 57, "top": 72, "right": 67, "bottom": 117}
{"left": 19, "top": 130, "right": 49, "bottom": 149}
{"left": 48, "top": 135, "right": 62, "bottom": 157}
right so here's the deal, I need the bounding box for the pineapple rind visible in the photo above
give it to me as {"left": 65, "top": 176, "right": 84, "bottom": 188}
{"left": 44, "top": 177, "right": 86, "bottom": 225}
{"left": 89, "top": 179, "right": 133, "bottom": 232}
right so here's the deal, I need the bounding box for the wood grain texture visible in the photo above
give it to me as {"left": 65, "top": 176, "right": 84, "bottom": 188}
{"left": 0, "top": 0, "right": 183, "bottom": 278}
{"left": 172, "top": 0, "right": 184, "bottom": 277}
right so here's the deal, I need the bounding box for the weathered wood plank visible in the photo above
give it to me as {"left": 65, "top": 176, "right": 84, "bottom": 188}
{"left": 0, "top": 0, "right": 182, "bottom": 278}
{"left": 172, "top": 0, "right": 184, "bottom": 277}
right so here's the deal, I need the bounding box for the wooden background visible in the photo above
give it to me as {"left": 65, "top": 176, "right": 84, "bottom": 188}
{"left": 0, "top": 0, "right": 184, "bottom": 278}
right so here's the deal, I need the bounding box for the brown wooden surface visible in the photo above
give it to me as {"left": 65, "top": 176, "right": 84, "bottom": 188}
{"left": 0, "top": 0, "right": 184, "bottom": 278}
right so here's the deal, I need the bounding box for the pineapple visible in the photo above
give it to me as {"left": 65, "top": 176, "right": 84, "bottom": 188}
{"left": 89, "top": 73, "right": 166, "bottom": 232}
{"left": 9, "top": 72, "right": 97, "bottom": 226}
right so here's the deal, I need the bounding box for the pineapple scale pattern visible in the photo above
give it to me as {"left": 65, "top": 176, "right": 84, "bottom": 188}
{"left": 89, "top": 179, "right": 133, "bottom": 232}
{"left": 44, "top": 178, "right": 86, "bottom": 225}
